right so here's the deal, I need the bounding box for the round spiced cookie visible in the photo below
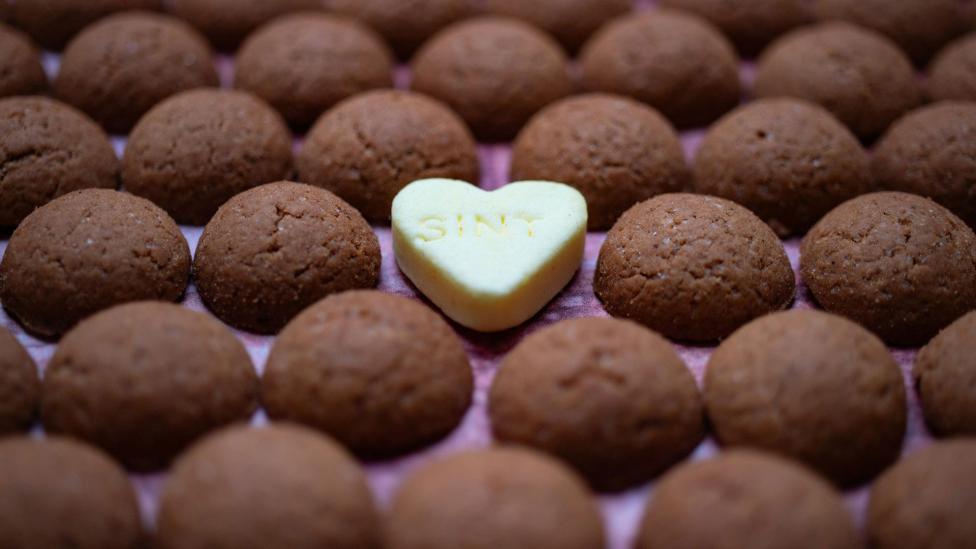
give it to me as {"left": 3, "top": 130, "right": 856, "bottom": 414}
{"left": 928, "top": 34, "right": 976, "bottom": 102}
{"left": 0, "top": 189, "right": 190, "bottom": 339}
{"left": 511, "top": 93, "right": 689, "bottom": 230}
{"left": 331, "top": 0, "right": 470, "bottom": 59}
{"left": 579, "top": 10, "right": 740, "bottom": 129}
{"left": 873, "top": 103, "right": 976, "bottom": 228}
{"left": 704, "top": 310, "right": 907, "bottom": 486}
{"left": 754, "top": 22, "right": 923, "bottom": 140}
{"left": 692, "top": 98, "right": 872, "bottom": 236}
{"left": 5, "top": 0, "right": 161, "bottom": 50}
{"left": 235, "top": 13, "right": 393, "bottom": 128}
{"left": 123, "top": 88, "right": 292, "bottom": 225}
{"left": 868, "top": 439, "right": 976, "bottom": 549}
{"left": 489, "top": 317, "right": 703, "bottom": 491}
{"left": 636, "top": 450, "right": 860, "bottom": 549}
{"left": 41, "top": 302, "right": 258, "bottom": 471}
{"left": 484, "top": 0, "right": 631, "bottom": 53}
{"left": 156, "top": 424, "right": 380, "bottom": 549}
{"left": 658, "top": 0, "right": 811, "bottom": 56}
{"left": 914, "top": 311, "right": 976, "bottom": 436}
{"left": 813, "top": 0, "right": 967, "bottom": 66}
{"left": 0, "top": 437, "right": 142, "bottom": 549}
{"left": 0, "top": 96, "right": 118, "bottom": 227}
{"left": 0, "top": 328, "right": 37, "bottom": 435}
{"left": 194, "top": 182, "right": 380, "bottom": 334}
{"left": 411, "top": 17, "right": 573, "bottom": 141}
{"left": 55, "top": 11, "right": 218, "bottom": 133}
{"left": 296, "top": 90, "right": 479, "bottom": 223}
{"left": 386, "top": 447, "right": 605, "bottom": 549}
{"left": 594, "top": 193, "right": 795, "bottom": 342}
{"left": 169, "top": 0, "right": 321, "bottom": 50}
{"left": 264, "top": 290, "right": 472, "bottom": 457}
{"left": 801, "top": 192, "right": 976, "bottom": 346}
{"left": 0, "top": 23, "right": 45, "bottom": 98}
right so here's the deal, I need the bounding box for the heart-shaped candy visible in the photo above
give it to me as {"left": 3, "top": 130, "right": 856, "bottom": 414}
{"left": 392, "top": 178, "right": 587, "bottom": 332}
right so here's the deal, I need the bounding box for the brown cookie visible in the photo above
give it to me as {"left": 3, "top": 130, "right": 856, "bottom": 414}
{"left": 658, "top": 0, "right": 811, "bottom": 57}
{"left": 5, "top": 0, "right": 162, "bottom": 50}
{"left": 914, "top": 311, "right": 976, "bottom": 436}
{"left": 0, "top": 22, "right": 45, "bottom": 98}
{"left": 873, "top": 103, "right": 976, "bottom": 229}
{"left": 411, "top": 17, "right": 573, "bottom": 141}
{"left": 169, "top": 0, "right": 321, "bottom": 50}
{"left": 928, "top": 34, "right": 976, "bottom": 102}
{"left": 594, "top": 193, "right": 795, "bottom": 341}
{"left": 331, "top": 0, "right": 470, "bottom": 59}
{"left": 123, "top": 88, "right": 292, "bottom": 225}
{"left": 704, "top": 310, "right": 907, "bottom": 486}
{"left": 511, "top": 93, "right": 690, "bottom": 230}
{"left": 264, "top": 290, "right": 472, "bottom": 457}
{"left": 0, "top": 437, "right": 142, "bottom": 549}
{"left": 296, "top": 90, "right": 479, "bottom": 223}
{"left": 813, "top": 0, "right": 967, "bottom": 65}
{"left": 636, "top": 450, "right": 860, "bottom": 549}
{"left": 0, "top": 328, "right": 37, "bottom": 435}
{"left": 194, "top": 182, "right": 381, "bottom": 334}
{"left": 0, "top": 96, "right": 118, "bottom": 227}
{"left": 754, "top": 22, "right": 923, "bottom": 140}
{"left": 801, "top": 192, "right": 976, "bottom": 346}
{"left": 692, "top": 98, "right": 872, "bottom": 236}
{"left": 156, "top": 424, "right": 380, "bottom": 549}
{"left": 386, "top": 447, "right": 605, "bottom": 549}
{"left": 54, "top": 11, "right": 218, "bottom": 133}
{"left": 41, "top": 301, "right": 258, "bottom": 471}
{"left": 484, "top": 0, "right": 631, "bottom": 53}
{"left": 579, "top": 10, "right": 740, "bottom": 128}
{"left": 235, "top": 13, "right": 393, "bottom": 128}
{"left": 868, "top": 439, "right": 976, "bottom": 549}
{"left": 489, "top": 317, "right": 703, "bottom": 491}
{"left": 0, "top": 189, "right": 190, "bottom": 338}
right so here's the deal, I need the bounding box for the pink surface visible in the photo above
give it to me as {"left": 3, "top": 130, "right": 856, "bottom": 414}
{"left": 10, "top": 3, "right": 935, "bottom": 547}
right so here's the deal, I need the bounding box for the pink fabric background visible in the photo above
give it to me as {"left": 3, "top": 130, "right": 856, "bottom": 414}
{"left": 5, "top": 2, "right": 935, "bottom": 547}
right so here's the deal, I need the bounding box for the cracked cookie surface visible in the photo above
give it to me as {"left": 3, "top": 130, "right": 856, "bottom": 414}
{"left": 297, "top": 90, "right": 478, "bottom": 223}
{"left": 801, "top": 191, "right": 976, "bottom": 346}
{"left": 594, "top": 193, "right": 795, "bottom": 341}
{"left": 263, "top": 290, "right": 472, "bottom": 457}
{"left": 0, "top": 96, "right": 118, "bottom": 227}
{"left": 0, "top": 188, "right": 190, "bottom": 338}
{"left": 193, "top": 181, "right": 381, "bottom": 334}
{"left": 123, "top": 88, "right": 293, "bottom": 225}
{"left": 489, "top": 317, "right": 703, "bottom": 491}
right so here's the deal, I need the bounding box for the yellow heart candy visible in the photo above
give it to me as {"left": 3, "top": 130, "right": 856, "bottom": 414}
{"left": 392, "top": 178, "right": 588, "bottom": 332}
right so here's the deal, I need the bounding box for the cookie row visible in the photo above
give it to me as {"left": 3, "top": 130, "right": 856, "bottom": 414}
{"left": 2, "top": 287, "right": 974, "bottom": 487}
{"left": 4, "top": 4, "right": 976, "bottom": 137}
{"left": 1, "top": 359, "right": 973, "bottom": 549}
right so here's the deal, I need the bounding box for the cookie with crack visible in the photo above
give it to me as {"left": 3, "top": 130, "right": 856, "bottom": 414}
{"left": 193, "top": 181, "right": 381, "bottom": 334}
{"left": 801, "top": 192, "right": 976, "bottom": 346}
{"left": 0, "top": 189, "right": 190, "bottom": 338}
{"left": 123, "top": 88, "right": 292, "bottom": 225}
{"left": 594, "top": 193, "right": 795, "bottom": 341}
{"left": 0, "top": 96, "right": 118, "bottom": 227}
{"left": 296, "top": 90, "right": 478, "bottom": 223}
